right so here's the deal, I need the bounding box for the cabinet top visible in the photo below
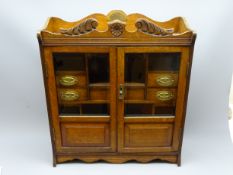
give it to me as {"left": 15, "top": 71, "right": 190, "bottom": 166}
{"left": 38, "top": 10, "right": 196, "bottom": 46}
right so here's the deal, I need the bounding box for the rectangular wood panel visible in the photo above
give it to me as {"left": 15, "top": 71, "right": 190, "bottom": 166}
{"left": 61, "top": 123, "right": 109, "bottom": 147}
{"left": 125, "top": 124, "right": 173, "bottom": 147}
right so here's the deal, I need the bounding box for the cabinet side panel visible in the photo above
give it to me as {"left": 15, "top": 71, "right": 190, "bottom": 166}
{"left": 37, "top": 35, "right": 57, "bottom": 166}
{"left": 172, "top": 47, "right": 190, "bottom": 152}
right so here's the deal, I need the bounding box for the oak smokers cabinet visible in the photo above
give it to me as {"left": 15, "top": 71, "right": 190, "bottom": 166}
{"left": 37, "top": 10, "right": 196, "bottom": 166}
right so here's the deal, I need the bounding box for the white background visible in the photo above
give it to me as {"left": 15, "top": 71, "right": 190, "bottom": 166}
{"left": 0, "top": 0, "right": 233, "bottom": 175}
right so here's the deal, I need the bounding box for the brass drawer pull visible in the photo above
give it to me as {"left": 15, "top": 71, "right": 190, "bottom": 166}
{"left": 156, "top": 91, "right": 174, "bottom": 101}
{"left": 156, "top": 75, "right": 175, "bottom": 87}
{"left": 60, "top": 90, "right": 80, "bottom": 101}
{"left": 59, "top": 75, "right": 78, "bottom": 86}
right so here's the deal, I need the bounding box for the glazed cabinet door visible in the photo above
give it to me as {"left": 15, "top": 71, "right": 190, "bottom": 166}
{"left": 43, "top": 46, "right": 116, "bottom": 153}
{"left": 117, "top": 47, "right": 190, "bottom": 153}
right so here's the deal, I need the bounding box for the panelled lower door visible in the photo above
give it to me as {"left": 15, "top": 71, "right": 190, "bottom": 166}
{"left": 117, "top": 47, "right": 189, "bottom": 153}
{"left": 45, "top": 46, "right": 116, "bottom": 153}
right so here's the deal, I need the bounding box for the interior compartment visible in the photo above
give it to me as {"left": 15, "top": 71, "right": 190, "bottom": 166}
{"left": 125, "top": 87, "right": 145, "bottom": 100}
{"left": 87, "top": 53, "right": 109, "bottom": 83}
{"left": 125, "top": 53, "right": 146, "bottom": 83}
{"left": 154, "top": 106, "right": 176, "bottom": 115}
{"left": 58, "top": 104, "right": 110, "bottom": 116}
{"left": 53, "top": 53, "right": 85, "bottom": 71}
{"left": 89, "top": 87, "right": 109, "bottom": 100}
{"left": 82, "top": 104, "right": 110, "bottom": 115}
{"left": 59, "top": 105, "right": 81, "bottom": 115}
{"left": 148, "top": 53, "right": 180, "bottom": 71}
{"left": 124, "top": 103, "right": 153, "bottom": 116}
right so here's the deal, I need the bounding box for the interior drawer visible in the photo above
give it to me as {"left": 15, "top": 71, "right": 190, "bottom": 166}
{"left": 147, "top": 88, "right": 177, "bottom": 106}
{"left": 56, "top": 71, "right": 86, "bottom": 87}
{"left": 148, "top": 72, "right": 178, "bottom": 87}
{"left": 58, "top": 88, "right": 87, "bottom": 103}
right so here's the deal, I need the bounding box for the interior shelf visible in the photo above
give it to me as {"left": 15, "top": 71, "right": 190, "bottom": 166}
{"left": 59, "top": 115, "right": 110, "bottom": 122}
{"left": 61, "top": 100, "right": 110, "bottom": 105}
{"left": 125, "top": 83, "right": 145, "bottom": 87}
{"left": 60, "top": 115, "right": 110, "bottom": 118}
{"left": 89, "top": 83, "right": 110, "bottom": 87}
{"left": 124, "top": 100, "right": 154, "bottom": 104}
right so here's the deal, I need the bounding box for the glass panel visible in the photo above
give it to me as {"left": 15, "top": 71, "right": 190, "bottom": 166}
{"left": 53, "top": 53, "right": 85, "bottom": 71}
{"left": 88, "top": 53, "right": 109, "bottom": 83}
{"left": 124, "top": 52, "right": 180, "bottom": 118}
{"left": 148, "top": 53, "right": 180, "bottom": 71}
{"left": 125, "top": 53, "right": 146, "bottom": 83}
{"left": 124, "top": 104, "right": 175, "bottom": 116}
{"left": 53, "top": 53, "right": 110, "bottom": 116}
{"left": 59, "top": 105, "right": 81, "bottom": 115}
{"left": 59, "top": 104, "right": 109, "bottom": 116}
{"left": 82, "top": 104, "right": 109, "bottom": 115}
{"left": 154, "top": 107, "right": 175, "bottom": 116}
{"left": 125, "top": 104, "right": 153, "bottom": 116}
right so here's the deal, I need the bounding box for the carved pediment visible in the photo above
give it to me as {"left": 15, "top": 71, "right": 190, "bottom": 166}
{"left": 39, "top": 10, "right": 194, "bottom": 45}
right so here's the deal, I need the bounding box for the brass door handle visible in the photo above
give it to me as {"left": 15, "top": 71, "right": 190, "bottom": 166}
{"left": 119, "top": 84, "right": 125, "bottom": 100}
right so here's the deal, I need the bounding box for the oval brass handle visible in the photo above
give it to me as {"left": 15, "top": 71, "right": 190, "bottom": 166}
{"left": 60, "top": 90, "right": 80, "bottom": 101}
{"left": 156, "top": 91, "right": 174, "bottom": 101}
{"left": 156, "top": 75, "right": 175, "bottom": 87}
{"left": 59, "top": 75, "right": 78, "bottom": 86}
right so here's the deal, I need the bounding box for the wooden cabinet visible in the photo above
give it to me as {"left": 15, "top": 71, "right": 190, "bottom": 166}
{"left": 37, "top": 10, "right": 196, "bottom": 166}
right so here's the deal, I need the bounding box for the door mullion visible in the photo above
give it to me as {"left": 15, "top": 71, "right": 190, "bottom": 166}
{"left": 117, "top": 48, "right": 125, "bottom": 152}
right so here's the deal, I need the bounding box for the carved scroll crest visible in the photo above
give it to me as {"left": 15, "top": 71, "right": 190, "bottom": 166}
{"left": 135, "top": 19, "right": 174, "bottom": 36}
{"left": 60, "top": 18, "right": 98, "bottom": 35}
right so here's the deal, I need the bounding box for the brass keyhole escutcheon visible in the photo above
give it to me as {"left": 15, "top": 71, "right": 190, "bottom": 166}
{"left": 119, "top": 84, "right": 125, "bottom": 100}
